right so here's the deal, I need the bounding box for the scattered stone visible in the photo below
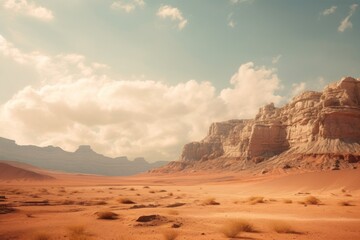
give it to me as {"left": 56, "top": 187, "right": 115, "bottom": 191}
{"left": 166, "top": 203, "right": 186, "bottom": 208}
{"left": 0, "top": 204, "right": 16, "bottom": 214}
{"left": 136, "top": 215, "right": 162, "bottom": 222}
{"left": 171, "top": 223, "right": 182, "bottom": 228}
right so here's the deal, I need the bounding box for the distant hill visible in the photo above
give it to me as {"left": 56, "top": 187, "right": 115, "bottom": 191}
{"left": 0, "top": 162, "right": 54, "bottom": 181}
{"left": 0, "top": 138, "right": 167, "bottom": 176}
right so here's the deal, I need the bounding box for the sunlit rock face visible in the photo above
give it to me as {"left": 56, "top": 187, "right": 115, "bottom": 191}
{"left": 157, "top": 77, "right": 360, "bottom": 173}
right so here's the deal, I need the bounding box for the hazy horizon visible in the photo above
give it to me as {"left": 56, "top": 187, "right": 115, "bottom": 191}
{"left": 1, "top": 0, "right": 360, "bottom": 162}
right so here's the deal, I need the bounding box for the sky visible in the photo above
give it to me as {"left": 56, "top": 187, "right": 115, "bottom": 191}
{"left": 0, "top": 0, "right": 359, "bottom": 162}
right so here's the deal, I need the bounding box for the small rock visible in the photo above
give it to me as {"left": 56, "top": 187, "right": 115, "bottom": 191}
{"left": 171, "top": 223, "right": 182, "bottom": 228}
{"left": 136, "top": 215, "right": 161, "bottom": 222}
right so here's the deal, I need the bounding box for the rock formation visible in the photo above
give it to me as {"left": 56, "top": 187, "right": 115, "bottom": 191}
{"left": 154, "top": 77, "right": 360, "bottom": 173}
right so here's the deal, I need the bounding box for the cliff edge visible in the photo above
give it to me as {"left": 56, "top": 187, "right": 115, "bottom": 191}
{"left": 153, "top": 77, "right": 360, "bottom": 174}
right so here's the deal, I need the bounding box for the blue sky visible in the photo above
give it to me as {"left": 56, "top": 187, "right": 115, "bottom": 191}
{"left": 0, "top": 0, "right": 359, "bottom": 161}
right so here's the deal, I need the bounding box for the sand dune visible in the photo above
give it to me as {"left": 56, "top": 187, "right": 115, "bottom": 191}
{"left": 0, "top": 162, "right": 54, "bottom": 181}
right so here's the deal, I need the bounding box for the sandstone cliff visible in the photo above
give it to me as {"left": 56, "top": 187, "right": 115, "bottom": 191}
{"left": 154, "top": 77, "right": 360, "bottom": 174}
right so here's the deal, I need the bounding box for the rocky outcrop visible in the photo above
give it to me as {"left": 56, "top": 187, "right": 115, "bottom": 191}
{"left": 154, "top": 77, "right": 360, "bottom": 173}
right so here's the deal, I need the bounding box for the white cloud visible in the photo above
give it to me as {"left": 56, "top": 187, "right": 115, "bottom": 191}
{"left": 227, "top": 13, "right": 236, "bottom": 28}
{"left": 111, "top": 0, "right": 145, "bottom": 13}
{"left": 157, "top": 5, "right": 188, "bottom": 30}
{"left": 338, "top": 4, "right": 358, "bottom": 32}
{"left": 220, "top": 62, "right": 283, "bottom": 116}
{"left": 290, "top": 82, "right": 306, "bottom": 98}
{"left": 0, "top": 35, "right": 284, "bottom": 162}
{"left": 230, "top": 0, "right": 254, "bottom": 4}
{"left": 322, "top": 6, "right": 337, "bottom": 16}
{"left": 272, "top": 54, "right": 282, "bottom": 64}
{"left": 0, "top": 35, "right": 108, "bottom": 84}
{"left": 3, "top": 0, "right": 53, "bottom": 21}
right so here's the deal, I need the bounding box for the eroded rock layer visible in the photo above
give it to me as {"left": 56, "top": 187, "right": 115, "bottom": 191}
{"left": 154, "top": 77, "right": 360, "bottom": 173}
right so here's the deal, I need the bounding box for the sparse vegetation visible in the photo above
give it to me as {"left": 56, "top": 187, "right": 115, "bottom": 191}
{"left": 272, "top": 222, "right": 300, "bottom": 234}
{"left": 220, "top": 219, "right": 255, "bottom": 238}
{"left": 202, "top": 197, "right": 220, "bottom": 205}
{"left": 304, "top": 196, "right": 321, "bottom": 205}
{"left": 32, "top": 233, "right": 51, "bottom": 240}
{"left": 96, "top": 211, "right": 118, "bottom": 220}
{"left": 247, "top": 196, "right": 265, "bottom": 205}
{"left": 283, "top": 199, "right": 293, "bottom": 204}
{"left": 162, "top": 229, "right": 178, "bottom": 240}
{"left": 339, "top": 201, "right": 353, "bottom": 206}
{"left": 167, "top": 209, "right": 179, "bottom": 215}
{"left": 68, "top": 225, "right": 91, "bottom": 240}
{"left": 118, "top": 198, "right": 135, "bottom": 204}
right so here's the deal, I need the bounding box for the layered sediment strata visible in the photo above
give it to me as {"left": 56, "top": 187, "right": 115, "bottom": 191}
{"left": 154, "top": 77, "right": 360, "bottom": 173}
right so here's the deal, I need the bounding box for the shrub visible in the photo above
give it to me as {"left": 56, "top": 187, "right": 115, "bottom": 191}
{"left": 32, "top": 233, "right": 51, "bottom": 240}
{"left": 96, "top": 211, "right": 118, "bottom": 220}
{"left": 339, "top": 201, "right": 353, "bottom": 206}
{"left": 247, "top": 196, "right": 265, "bottom": 205}
{"left": 167, "top": 209, "right": 179, "bottom": 215}
{"left": 162, "top": 229, "right": 178, "bottom": 240}
{"left": 272, "top": 222, "right": 299, "bottom": 234}
{"left": 118, "top": 198, "right": 135, "bottom": 204}
{"left": 283, "top": 199, "right": 292, "bottom": 204}
{"left": 219, "top": 219, "right": 254, "bottom": 238}
{"left": 202, "top": 197, "right": 220, "bottom": 205}
{"left": 68, "top": 225, "right": 90, "bottom": 240}
{"left": 304, "top": 196, "right": 321, "bottom": 205}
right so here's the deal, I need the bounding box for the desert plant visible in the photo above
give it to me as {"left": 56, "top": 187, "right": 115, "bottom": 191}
{"left": 67, "top": 225, "right": 90, "bottom": 240}
{"left": 247, "top": 196, "right": 265, "bottom": 205}
{"left": 338, "top": 201, "right": 353, "bottom": 206}
{"left": 162, "top": 229, "right": 178, "bottom": 240}
{"left": 167, "top": 209, "right": 179, "bottom": 215}
{"left": 202, "top": 197, "right": 220, "bottom": 205}
{"left": 272, "top": 222, "right": 299, "bottom": 234}
{"left": 283, "top": 199, "right": 292, "bottom": 204}
{"left": 219, "top": 219, "right": 254, "bottom": 238}
{"left": 32, "top": 233, "right": 51, "bottom": 240}
{"left": 304, "top": 196, "right": 321, "bottom": 205}
{"left": 96, "top": 211, "right": 118, "bottom": 220}
{"left": 118, "top": 198, "right": 135, "bottom": 204}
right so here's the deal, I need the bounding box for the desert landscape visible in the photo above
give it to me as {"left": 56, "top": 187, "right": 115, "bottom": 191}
{"left": 1, "top": 1, "right": 360, "bottom": 240}
{"left": 0, "top": 163, "right": 360, "bottom": 240}
{"left": 1, "top": 77, "right": 360, "bottom": 240}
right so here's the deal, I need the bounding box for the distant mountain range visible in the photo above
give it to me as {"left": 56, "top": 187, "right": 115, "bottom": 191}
{"left": 0, "top": 137, "right": 167, "bottom": 176}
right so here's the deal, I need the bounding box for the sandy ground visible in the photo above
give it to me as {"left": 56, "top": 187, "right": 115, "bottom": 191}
{"left": 0, "top": 167, "right": 360, "bottom": 240}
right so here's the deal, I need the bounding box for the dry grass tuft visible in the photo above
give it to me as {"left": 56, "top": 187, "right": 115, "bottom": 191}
{"left": 167, "top": 209, "right": 179, "bottom": 215}
{"left": 272, "top": 222, "right": 300, "bottom": 234}
{"left": 247, "top": 196, "right": 265, "bottom": 205}
{"left": 220, "top": 219, "right": 255, "bottom": 238}
{"left": 118, "top": 198, "right": 135, "bottom": 204}
{"left": 32, "top": 233, "right": 51, "bottom": 240}
{"left": 202, "top": 197, "right": 220, "bottom": 205}
{"left": 304, "top": 196, "right": 321, "bottom": 205}
{"left": 68, "top": 225, "right": 90, "bottom": 240}
{"left": 162, "top": 229, "right": 178, "bottom": 240}
{"left": 96, "top": 211, "right": 118, "bottom": 220}
{"left": 338, "top": 201, "right": 353, "bottom": 206}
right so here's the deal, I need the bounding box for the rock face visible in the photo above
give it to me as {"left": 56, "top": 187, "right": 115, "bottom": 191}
{"left": 155, "top": 77, "right": 360, "bottom": 173}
